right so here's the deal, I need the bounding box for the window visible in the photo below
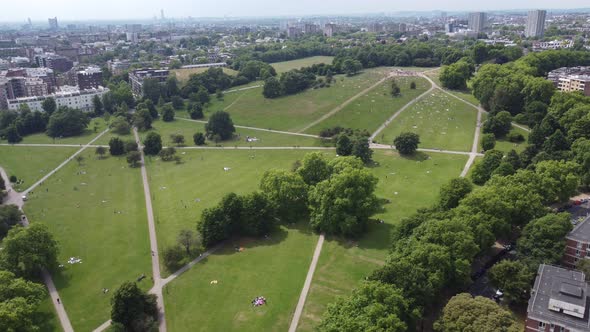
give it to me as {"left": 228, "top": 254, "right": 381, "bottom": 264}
{"left": 578, "top": 242, "right": 583, "bottom": 249}
{"left": 576, "top": 249, "right": 581, "bottom": 256}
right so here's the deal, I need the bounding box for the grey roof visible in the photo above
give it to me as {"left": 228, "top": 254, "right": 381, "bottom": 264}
{"left": 568, "top": 215, "right": 590, "bottom": 243}
{"left": 527, "top": 264, "right": 590, "bottom": 332}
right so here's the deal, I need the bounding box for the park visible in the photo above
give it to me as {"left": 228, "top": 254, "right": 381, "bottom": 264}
{"left": 0, "top": 56, "right": 512, "bottom": 331}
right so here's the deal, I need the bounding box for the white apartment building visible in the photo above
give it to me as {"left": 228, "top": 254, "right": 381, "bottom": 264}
{"left": 7, "top": 86, "right": 109, "bottom": 112}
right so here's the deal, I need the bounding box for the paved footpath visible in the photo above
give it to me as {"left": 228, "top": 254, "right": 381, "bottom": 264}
{"left": 133, "top": 128, "right": 167, "bottom": 332}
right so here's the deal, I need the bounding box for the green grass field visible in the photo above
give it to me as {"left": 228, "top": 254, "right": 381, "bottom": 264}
{"left": 146, "top": 149, "right": 332, "bottom": 271}
{"left": 194, "top": 68, "right": 391, "bottom": 132}
{"left": 305, "top": 76, "right": 431, "bottom": 134}
{"left": 271, "top": 56, "right": 335, "bottom": 73}
{"left": 297, "top": 150, "right": 468, "bottom": 331}
{"left": 377, "top": 90, "right": 477, "bottom": 151}
{"left": 478, "top": 113, "right": 530, "bottom": 153}
{"left": 171, "top": 67, "right": 239, "bottom": 83}
{"left": 164, "top": 222, "right": 317, "bottom": 332}
{"left": 0, "top": 118, "right": 108, "bottom": 145}
{"left": 23, "top": 151, "right": 152, "bottom": 331}
{"left": 0, "top": 146, "right": 78, "bottom": 191}
{"left": 35, "top": 295, "right": 60, "bottom": 332}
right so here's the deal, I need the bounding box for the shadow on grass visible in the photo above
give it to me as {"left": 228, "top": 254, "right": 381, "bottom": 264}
{"left": 323, "top": 221, "right": 394, "bottom": 252}
{"left": 399, "top": 151, "right": 430, "bottom": 161}
{"left": 34, "top": 309, "right": 58, "bottom": 332}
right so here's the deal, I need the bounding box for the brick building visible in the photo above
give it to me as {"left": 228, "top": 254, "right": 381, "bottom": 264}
{"left": 76, "top": 67, "right": 103, "bottom": 90}
{"left": 129, "top": 68, "right": 169, "bottom": 98}
{"left": 563, "top": 216, "right": 590, "bottom": 268}
{"left": 526, "top": 264, "right": 590, "bottom": 332}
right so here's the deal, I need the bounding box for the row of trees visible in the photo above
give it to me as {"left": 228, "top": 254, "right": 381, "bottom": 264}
{"left": 198, "top": 153, "right": 380, "bottom": 248}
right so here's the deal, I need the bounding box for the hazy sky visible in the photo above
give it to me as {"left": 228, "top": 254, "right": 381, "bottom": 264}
{"left": 2, "top": 0, "right": 590, "bottom": 21}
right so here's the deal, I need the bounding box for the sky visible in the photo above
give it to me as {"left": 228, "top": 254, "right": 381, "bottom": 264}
{"left": 2, "top": 0, "right": 590, "bottom": 22}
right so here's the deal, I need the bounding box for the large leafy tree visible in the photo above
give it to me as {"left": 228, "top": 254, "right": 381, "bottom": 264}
{"left": 143, "top": 132, "right": 162, "bottom": 155}
{"left": 205, "top": 111, "right": 235, "bottom": 140}
{"left": 437, "top": 177, "right": 473, "bottom": 210}
{"left": 488, "top": 260, "right": 534, "bottom": 304}
{"left": 260, "top": 170, "right": 308, "bottom": 223}
{"left": 434, "top": 293, "right": 520, "bottom": 332}
{"left": 470, "top": 150, "right": 503, "bottom": 185}
{"left": 46, "top": 107, "right": 90, "bottom": 138}
{"left": 262, "top": 77, "right": 282, "bottom": 98}
{"left": 0, "top": 223, "right": 59, "bottom": 278}
{"left": 41, "top": 97, "right": 57, "bottom": 115}
{"left": 517, "top": 213, "right": 572, "bottom": 270}
{"left": 308, "top": 167, "right": 379, "bottom": 237}
{"left": 0, "top": 270, "right": 47, "bottom": 332}
{"left": 133, "top": 108, "right": 152, "bottom": 131}
{"left": 111, "top": 281, "right": 158, "bottom": 332}
{"left": 394, "top": 132, "right": 420, "bottom": 155}
{"left": 439, "top": 59, "right": 473, "bottom": 90}
{"left": 0, "top": 205, "right": 22, "bottom": 239}
{"left": 318, "top": 281, "right": 416, "bottom": 332}
{"left": 296, "top": 152, "right": 332, "bottom": 186}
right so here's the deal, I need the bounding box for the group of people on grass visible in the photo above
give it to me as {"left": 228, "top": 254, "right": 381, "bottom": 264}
{"left": 251, "top": 296, "right": 267, "bottom": 307}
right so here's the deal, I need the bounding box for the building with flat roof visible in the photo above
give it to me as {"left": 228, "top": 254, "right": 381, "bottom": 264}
{"left": 526, "top": 10, "right": 547, "bottom": 38}
{"left": 35, "top": 53, "right": 73, "bottom": 73}
{"left": 76, "top": 67, "right": 103, "bottom": 90}
{"left": 7, "top": 86, "right": 109, "bottom": 112}
{"left": 548, "top": 67, "right": 590, "bottom": 97}
{"left": 526, "top": 264, "right": 590, "bottom": 332}
{"left": 129, "top": 69, "right": 169, "bottom": 98}
{"left": 48, "top": 17, "right": 58, "bottom": 30}
{"left": 468, "top": 12, "right": 487, "bottom": 33}
{"left": 564, "top": 215, "right": 590, "bottom": 267}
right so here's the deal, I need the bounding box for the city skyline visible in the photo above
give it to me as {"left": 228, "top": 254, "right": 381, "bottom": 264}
{"left": 1, "top": 0, "right": 590, "bottom": 22}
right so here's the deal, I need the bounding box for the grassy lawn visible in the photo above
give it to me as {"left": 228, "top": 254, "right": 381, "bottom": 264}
{"left": 271, "top": 56, "right": 335, "bottom": 73}
{"left": 195, "top": 68, "right": 391, "bottom": 132}
{"left": 305, "top": 76, "right": 431, "bottom": 134}
{"left": 164, "top": 222, "right": 317, "bottom": 332}
{"left": 23, "top": 150, "right": 152, "bottom": 331}
{"left": 0, "top": 146, "right": 78, "bottom": 191}
{"left": 146, "top": 149, "right": 332, "bottom": 272}
{"left": 36, "top": 295, "right": 60, "bottom": 332}
{"left": 377, "top": 90, "right": 477, "bottom": 151}
{"left": 0, "top": 118, "right": 108, "bottom": 145}
{"left": 423, "top": 69, "right": 480, "bottom": 106}
{"left": 297, "top": 150, "right": 468, "bottom": 331}
{"left": 171, "top": 67, "right": 239, "bottom": 83}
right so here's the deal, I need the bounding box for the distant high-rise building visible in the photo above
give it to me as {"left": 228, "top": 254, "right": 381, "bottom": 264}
{"left": 525, "top": 10, "right": 547, "bottom": 38}
{"left": 468, "top": 12, "right": 486, "bottom": 32}
{"left": 27, "top": 18, "right": 32, "bottom": 27}
{"left": 160, "top": 9, "right": 165, "bottom": 20}
{"left": 48, "top": 17, "right": 58, "bottom": 30}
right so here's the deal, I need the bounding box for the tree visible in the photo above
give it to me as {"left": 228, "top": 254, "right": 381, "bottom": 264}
{"left": 5, "top": 125, "right": 21, "bottom": 143}
{"left": 517, "top": 213, "right": 572, "bottom": 270}
{"left": 336, "top": 135, "right": 353, "bottom": 156}
{"left": 133, "top": 109, "right": 152, "bottom": 131}
{"left": 125, "top": 140, "right": 138, "bottom": 153}
{"left": 170, "top": 134, "right": 185, "bottom": 146}
{"left": 46, "top": 107, "right": 90, "bottom": 138}
{"left": 0, "top": 223, "right": 59, "bottom": 278}
{"left": 161, "top": 105, "right": 175, "bottom": 122}
{"left": 239, "top": 192, "right": 276, "bottom": 236}
{"left": 166, "top": 76, "right": 180, "bottom": 97}
{"left": 198, "top": 193, "right": 243, "bottom": 247}
{"left": 96, "top": 146, "right": 107, "bottom": 159}
{"left": 0, "top": 270, "right": 47, "bottom": 332}
{"left": 390, "top": 80, "right": 401, "bottom": 97}
{"left": 262, "top": 77, "right": 282, "bottom": 98}
{"left": 410, "top": 81, "right": 417, "bottom": 89}
{"left": 158, "top": 147, "right": 176, "bottom": 161}
{"left": 126, "top": 151, "right": 141, "bottom": 167}
{"left": 318, "top": 281, "right": 416, "bottom": 332}
{"left": 489, "top": 260, "right": 534, "bottom": 304}
{"left": 535, "top": 160, "right": 580, "bottom": 203}
{"left": 471, "top": 150, "right": 503, "bottom": 185}
{"left": 260, "top": 169, "right": 308, "bottom": 224}
{"left": 171, "top": 96, "right": 184, "bottom": 110}
{"left": 483, "top": 111, "right": 512, "bottom": 138}
{"left": 177, "top": 229, "right": 200, "bottom": 256}
{"left": 216, "top": 89, "right": 224, "bottom": 100}
{"left": 111, "top": 116, "right": 131, "bottom": 135}
{"left": 577, "top": 259, "right": 590, "bottom": 277}
{"left": 193, "top": 132, "right": 206, "bottom": 146}
{"left": 351, "top": 137, "right": 373, "bottom": 164}
{"left": 438, "top": 177, "right": 473, "bottom": 210}
{"left": 110, "top": 281, "right": 158, "bottom": 332}
{"left": 142, "top": 78, "right": 164, "bottom": 104}
{"left": 434, "top": 293, "right": 520, "bottom": 332}
{"left": 297, "top": 152, "right": 332, "bottom": 186}
{"left": 143, "top": 132, "right": 162, "bottom": 155}
{"left": 342, "top": 58, "right": 362, "bottom": 76}
{"left": 93, "top": 95, "right": 104, "bottom": 116}
{"left": 162, "top": 245, "right": 184, "bottom": 272}
{"left": 394, "top": 132, "right": 420, "bottom": 155}
{"left": 41, "top": 97, "right": 57, "bottom": 115}
{"left": 481, "top": 133, "right": 496, "bottom": 151}
{"left": 145, "top": 99, "right": 158, "bottom": 119}
{"left": 205, "top": 111, "right": 235, "bottom": 141}
{"left": 308, "top": 167, "right": 379, "bottom": 237}
{"left": 440, "top": 60, "right": 474, "bottom": 90}
{"left": 0, "top": 205, "right": 21, "bottom": 239}
{"left": 109, "top": 137, "right": 125, "bottom": 156}
{"left": 189, "top": 103, "right": 204, "bottom": 119}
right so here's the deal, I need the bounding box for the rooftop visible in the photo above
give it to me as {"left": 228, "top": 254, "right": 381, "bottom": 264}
{"left": 527, "top": 264, "right": 590, "bottom": 331}
{"left": 568, "top": 215, "right": 590, "bottom": 243}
